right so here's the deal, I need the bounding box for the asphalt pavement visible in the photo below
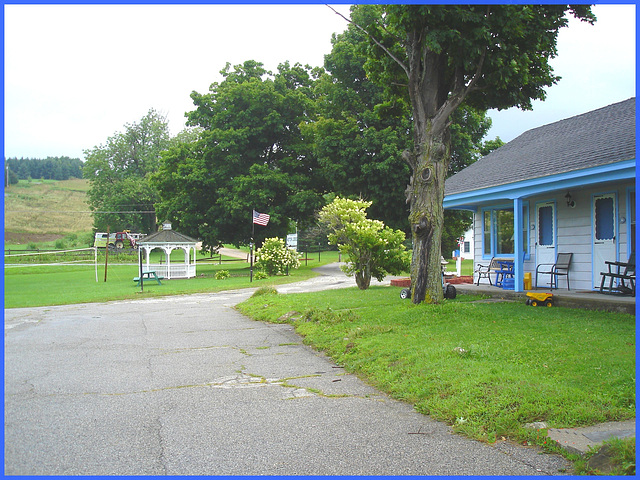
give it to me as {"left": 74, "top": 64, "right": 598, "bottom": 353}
{"left": 2, "top": 265, "right": 610, "bottom": 475}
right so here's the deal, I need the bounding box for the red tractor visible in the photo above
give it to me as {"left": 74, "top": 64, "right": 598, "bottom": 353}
{"left": 113, "top": 231, "right": 145, "bottom": 250}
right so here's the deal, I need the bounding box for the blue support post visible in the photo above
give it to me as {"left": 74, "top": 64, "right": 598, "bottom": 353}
{"left": 513, "top": 198, "right": 524, "bottom": 292}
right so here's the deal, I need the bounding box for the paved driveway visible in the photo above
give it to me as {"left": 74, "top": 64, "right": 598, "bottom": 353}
{"left": 5, "top": 273, "right": 572, "bottom": 475}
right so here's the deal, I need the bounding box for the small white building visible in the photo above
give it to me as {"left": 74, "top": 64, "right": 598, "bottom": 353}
{"left": 137, "top": 222, "right": 199, "bottom": 279}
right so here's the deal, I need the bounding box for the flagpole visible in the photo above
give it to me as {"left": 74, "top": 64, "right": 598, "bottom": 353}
{"left": 250, "top": 210, "right": 254, "bottom": 282}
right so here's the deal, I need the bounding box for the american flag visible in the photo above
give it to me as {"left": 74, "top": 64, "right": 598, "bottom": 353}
{"left": 253, "top": 210, "right": 270, "bottom": 226}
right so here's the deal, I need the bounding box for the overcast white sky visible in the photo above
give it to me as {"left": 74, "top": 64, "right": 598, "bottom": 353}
{"left": 3, "top": 3, "right": 636, "bottom": 160}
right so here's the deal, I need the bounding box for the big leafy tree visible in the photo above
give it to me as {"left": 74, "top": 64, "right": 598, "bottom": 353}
{"left": 305, "top": 25, "right": 501, "bottom": 252}
{"left": 83, "top": 109, "right": 171, "bottom": 233}
{"left": 152, "top": 61, "right": 325, "bottom": 252}
{"left": 334, "top": 4, "right": 595, "bottom": 303}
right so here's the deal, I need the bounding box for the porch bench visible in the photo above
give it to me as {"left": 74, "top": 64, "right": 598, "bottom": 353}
{"left": 599, "top": 253, "right": 635, "bottom": 296}
{"left": 474, "top": 257, "right": 513, "bottom": 286}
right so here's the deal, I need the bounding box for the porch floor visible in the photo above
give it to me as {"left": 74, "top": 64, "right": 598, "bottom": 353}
{"left": 453, "top": 282, "right": 635, "bottom": 315}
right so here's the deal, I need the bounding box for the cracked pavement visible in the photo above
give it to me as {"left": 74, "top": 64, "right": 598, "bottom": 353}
{"left": 5, "top": 282, "right": 572, "bottom": 475}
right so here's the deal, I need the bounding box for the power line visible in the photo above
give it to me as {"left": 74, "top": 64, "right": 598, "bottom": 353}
{"left": 5, "top": 210, "right": 155, "bottom": 214}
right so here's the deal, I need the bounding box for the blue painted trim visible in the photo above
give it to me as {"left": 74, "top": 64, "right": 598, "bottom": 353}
{"left": 534, "top": 200, "right": 558, "bottom": 289}
{"left": 444, "top": 160, "right": 635, "bottom": 209}
{"left": 624, "top": 186, "right": 636, "bottom": 258}
{"left": 480, "top": 203, "right": 530, "bottom": 262}
{"left": 513, "top": 198, "right": 524, "bottom": 292}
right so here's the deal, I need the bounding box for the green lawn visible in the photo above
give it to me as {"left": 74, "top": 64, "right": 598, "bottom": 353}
{"left": 4, "top": 251, "right": 343, "bottom": 308}
{"left": 237, "top": 286, "right": 636, "bottom": 448}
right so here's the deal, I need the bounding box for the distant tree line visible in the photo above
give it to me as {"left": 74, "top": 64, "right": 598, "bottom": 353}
{"left": 5, "top": 156, "right": 83, "bottom": 182}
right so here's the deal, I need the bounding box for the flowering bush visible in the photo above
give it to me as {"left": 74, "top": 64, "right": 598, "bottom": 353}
{"left": 255, "top": 237, "right": 301, "bottom": 276}
{"left": 319, "top": 197, "right": 410, "bottom": 290}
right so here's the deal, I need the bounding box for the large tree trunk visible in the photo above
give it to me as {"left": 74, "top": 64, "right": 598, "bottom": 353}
{"left": 406, "top": 125, "right": 450, "bottom": 304}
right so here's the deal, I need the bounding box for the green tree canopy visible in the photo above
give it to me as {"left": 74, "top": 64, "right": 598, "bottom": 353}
{"left": 83, "top": 109, "right": 171, "bottom": 233}
{"left": 304, "top": 25, "right": 501, "bottom": 253}
{"left": 152, "top": 60, "right": 326, "bottom": 252}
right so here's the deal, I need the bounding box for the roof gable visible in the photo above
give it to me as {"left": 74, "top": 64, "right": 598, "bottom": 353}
{"left": 139, "top": 229, "right": 199, "bottom": 244}
{"left": 445, "top": 98, "right": 636, "bottom": 196}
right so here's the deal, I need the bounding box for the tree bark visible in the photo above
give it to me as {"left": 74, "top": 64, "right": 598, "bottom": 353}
{"left": 406, "top": 124, "right": 450, "bottom": 304}
{"left": 355, "top": 270, "right": 372, "bottom": 290}
{"left": 354, "top": 259, "right": 372, "bottom": 289}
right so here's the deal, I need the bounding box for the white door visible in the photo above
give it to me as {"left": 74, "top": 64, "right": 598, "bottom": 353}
{"left": 592, "top": 193, "right": 617, "bottom": 288}
{"left": 536, "top": 202, "right": 556, "bottom": 286}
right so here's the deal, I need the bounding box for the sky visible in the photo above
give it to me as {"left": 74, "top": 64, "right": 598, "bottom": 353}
{"left": 3, "top": 3, "right": 636, "bottom": 161}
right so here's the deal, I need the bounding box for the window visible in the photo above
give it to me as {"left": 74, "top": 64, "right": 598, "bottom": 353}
{"left": 483, "top": 211, "right": 491, "bottom": 255}
{"left": 496, "top": 209, "right": 515, "bottom": 254}
{"left": 481, "top": 204, "right": 529, "bottom": 258}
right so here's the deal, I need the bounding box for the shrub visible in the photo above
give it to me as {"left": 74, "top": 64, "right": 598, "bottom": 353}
{"left": 319, "top": 197, "right": 410, "bottom": 289}
{"left": 255, "top": 237, "right": 301, "bottom": 276}
{"left": 254, "top": 269, "right": 269, "bottom": 280}
{"left": 215, "top": 270, "right": 230, "bottom": 280}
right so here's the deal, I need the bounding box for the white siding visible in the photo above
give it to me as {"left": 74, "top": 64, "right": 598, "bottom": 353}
{"left": 471, "top": 181, "right": 635, "bottom": 291}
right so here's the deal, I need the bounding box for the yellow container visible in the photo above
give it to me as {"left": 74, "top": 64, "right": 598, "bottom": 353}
{"left": 524, "top": 272, "right": 532, "bottom": 290}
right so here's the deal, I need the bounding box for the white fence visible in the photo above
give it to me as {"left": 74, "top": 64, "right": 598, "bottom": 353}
{"left": 144, "top": 263, "right": 196, "bottom": 279}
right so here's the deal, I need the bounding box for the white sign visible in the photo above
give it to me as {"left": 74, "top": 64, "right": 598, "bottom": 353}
{"left": 286, "top": 234, "right": 298, "bottom": 249}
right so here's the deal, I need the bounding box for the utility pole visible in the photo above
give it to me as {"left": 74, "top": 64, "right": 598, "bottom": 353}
{"left": 104, "top": 226, "right": 110, "bottom": 282}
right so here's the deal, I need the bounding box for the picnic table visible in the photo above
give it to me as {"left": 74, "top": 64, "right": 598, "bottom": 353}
{"left": 133, "top": 271, "right": 164, "bottom": 286}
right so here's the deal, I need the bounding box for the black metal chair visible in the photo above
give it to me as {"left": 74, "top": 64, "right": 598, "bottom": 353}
{"left": 600, "top": 252, "right": 635, "bottom": 296}
{"left": 535, "top": 253, "right": 572, "bottom": 290}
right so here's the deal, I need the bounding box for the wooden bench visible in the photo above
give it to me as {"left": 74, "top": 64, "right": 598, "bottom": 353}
{"left": 474, "top": 257, "right": 513, "bottom": 286}
{"left": 133, "top": 271, "right": 165, "bottom": 286}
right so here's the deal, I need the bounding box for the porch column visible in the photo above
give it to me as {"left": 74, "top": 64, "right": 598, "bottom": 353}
{"left": 166, "top": 247, "right": 172, "bottom": 279}
{"left": 513, "top": 198, "right": 524, "bottom": 292}
{"left": 145, "top": 246, "right": 151, "bottom": 272}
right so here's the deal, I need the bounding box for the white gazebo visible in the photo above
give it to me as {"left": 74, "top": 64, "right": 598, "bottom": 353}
{"left": 137, "top": 222, "right": 199, "bottom": 279}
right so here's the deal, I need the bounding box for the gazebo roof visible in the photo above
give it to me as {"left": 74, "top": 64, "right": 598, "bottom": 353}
{"left": 139, "top": 227, "right": 199, "bottom": 245}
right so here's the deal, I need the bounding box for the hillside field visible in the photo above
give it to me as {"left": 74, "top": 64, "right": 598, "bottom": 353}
{"left": 4, "top": 178, "right": 93, "bottom": 244}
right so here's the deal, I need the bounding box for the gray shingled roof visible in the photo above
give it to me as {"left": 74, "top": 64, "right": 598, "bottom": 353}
{"left": 445, "top": 97, "right": 636, "bottom": 196}
{"left": 139, "top": 229, "right": 199, "bottom": 244}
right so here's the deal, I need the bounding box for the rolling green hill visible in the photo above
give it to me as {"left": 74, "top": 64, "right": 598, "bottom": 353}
{"left": 4, "top": 178, "right": 93, "bottom": 245}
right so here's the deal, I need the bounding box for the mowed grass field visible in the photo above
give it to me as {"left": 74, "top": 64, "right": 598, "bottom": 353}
{"left": 4, "top": 251, "right": 342, "bottom": 308}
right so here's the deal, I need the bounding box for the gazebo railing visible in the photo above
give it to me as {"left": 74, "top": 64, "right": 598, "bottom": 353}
{"left": 144, "top": 264, "right": 196, "bottom": 279}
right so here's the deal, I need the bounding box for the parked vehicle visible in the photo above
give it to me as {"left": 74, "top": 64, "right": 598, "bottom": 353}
{"left": 113, "top": 231, "right": 146, "bottom": 249}
{"left": 94, "top": 232, "right": 116, "bottom": 248}
{"left": 94, "top": 231, "right": 146, "bottom": 250}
